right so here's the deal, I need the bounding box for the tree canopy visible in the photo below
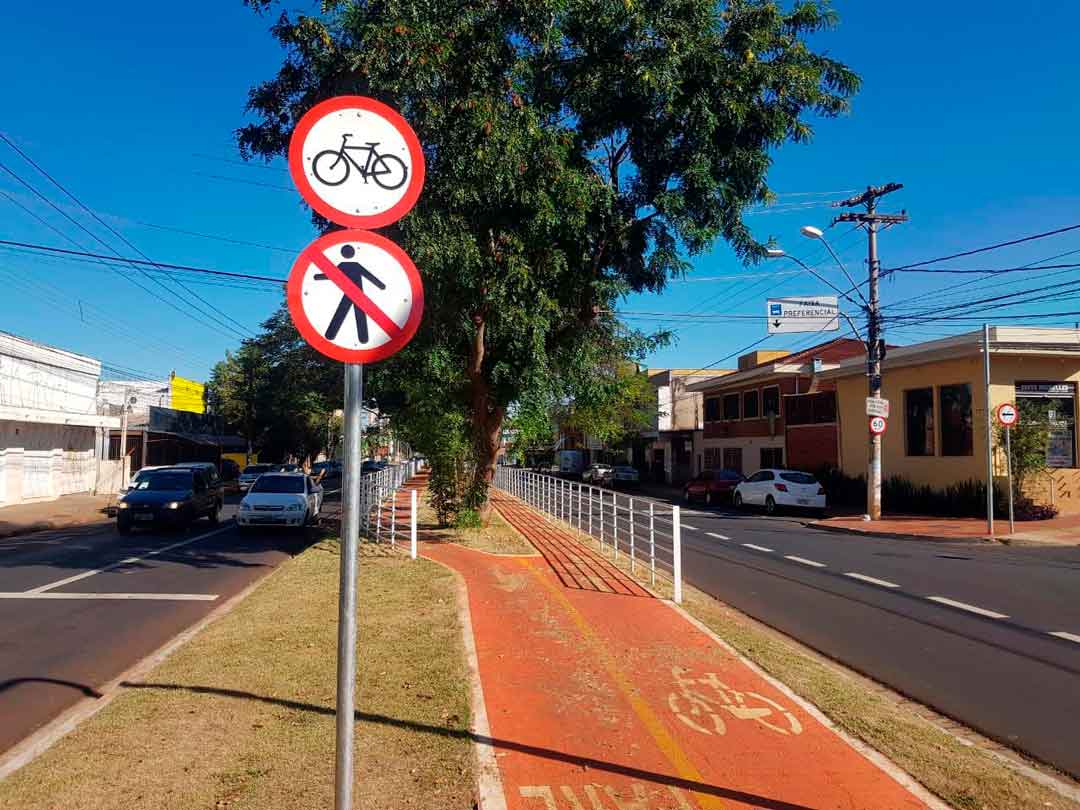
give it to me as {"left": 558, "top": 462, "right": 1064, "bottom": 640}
{"left": 238, "top": 0, "right": 859, "bottom": 504}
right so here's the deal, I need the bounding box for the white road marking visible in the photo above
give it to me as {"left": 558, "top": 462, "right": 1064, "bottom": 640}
{"left": 1049, "top": 631, "right": 1080, "bottom": 644}
{"left": 26, "top": 524, "right": 235, "bottom": 594}
{"left": 927, "top": 596, "right": 1008, "bottom": 619}
{"left": 742, "top": 543, "right": 774, "bottom": 552}
{"left": 0, "top": 592, "right": 218, "bottom": 601}
{"left": 682, "top": 524, "right": 699, "bottom": 531}
{"left": 785, "top": 555, "right": 826, "bottom": 568}
{"left": 844, "top": 572, "right": 900, "bottom": 589}
{"left": 706, "top": 532, "right": 730, "bottom": 540}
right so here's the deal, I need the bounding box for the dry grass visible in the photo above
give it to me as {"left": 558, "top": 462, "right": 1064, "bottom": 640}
{"left": 547, "top": 511, "right": 1080, "bottom": 810}
{"left": 417, "top": 496, "right": 536, "bottom": 555}
{"left": 0, "top": 540, "right": 475, "bottom": 810}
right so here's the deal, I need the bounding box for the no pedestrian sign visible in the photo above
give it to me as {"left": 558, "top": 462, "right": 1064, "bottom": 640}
{"left": 287, "top": 230, "right": 424, "bottom": 364}
{"left": 288, "top": 95, "right": 425, "bottom": 229}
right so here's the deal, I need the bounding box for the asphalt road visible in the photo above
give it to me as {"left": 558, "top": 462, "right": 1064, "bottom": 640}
{"left": 531, "top": 476, "right": 1080, "bottom": 778}
{"left": 0, "top": 491, "right": 339, "bottom": 758}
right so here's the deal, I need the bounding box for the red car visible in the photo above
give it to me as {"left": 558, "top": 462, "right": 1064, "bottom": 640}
{"left": 683, "top": 469, "right": 744, "bottom": 506}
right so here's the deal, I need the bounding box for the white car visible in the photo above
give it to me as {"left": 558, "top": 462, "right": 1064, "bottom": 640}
{"left": 238, "top": 472, "right": 323, "bottom": 528}
{"left": 733, "top": 469, "right": 826, "bottom": 515}
{"left": 237, "top": 463, "right": 274, "bottom": 492}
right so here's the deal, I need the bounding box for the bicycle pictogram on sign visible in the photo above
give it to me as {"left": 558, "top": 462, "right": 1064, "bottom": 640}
{"left": 288, "top": 95, "right": 425, "bottom": 229}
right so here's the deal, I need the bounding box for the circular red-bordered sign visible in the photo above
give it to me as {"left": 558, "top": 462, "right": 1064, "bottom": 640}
{"left": 288, "top": 95, "right": 425, "bottom": 229}
{"left": 287, "top": 229, "right": 424, "bottom": 364}
{"left": 996, "top": 402, "right": 1019, "bottom": 427}
{"left": 869, "top": 415, "right": 887, "bottom": 436}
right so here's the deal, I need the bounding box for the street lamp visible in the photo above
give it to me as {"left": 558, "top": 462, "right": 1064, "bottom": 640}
{"left": 765, "top": 248, "right": 864, "bottom": 338}
{"left": 800, "top": 225, "right": 867, "bottom": 307}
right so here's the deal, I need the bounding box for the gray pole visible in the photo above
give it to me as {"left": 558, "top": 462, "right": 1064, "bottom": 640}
{"left": 983, "top": 324, "right": 995, "bottom": 536}
{"left": 118, "top": 388, "right": 130, "bottom": 487}
{"left": 335, "top": 362, "right": 363, "bottom": 810}
{"left": 866, "top": 201, "right": 883, "bottom": 520}
{"left": 1005, "top": 426, "right": 1015, "bottom": 534}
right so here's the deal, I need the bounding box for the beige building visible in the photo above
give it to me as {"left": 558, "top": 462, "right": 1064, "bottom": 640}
{"left": 821, "top": 327, "right": 1080, "bottom": 513}
{"left": 644, "top": 369, "right": 731, "bottom": 484}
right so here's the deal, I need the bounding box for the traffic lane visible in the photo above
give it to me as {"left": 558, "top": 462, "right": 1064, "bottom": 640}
{"left": 0, "top": 505, "right": 243, "bottom": 593}
{"left": 0, "top": 521, "right": 315, "bottom": 756}
{"left": 671, "top": 513, "right": 1080, "bottom": 633}
{"left": 676, "top": 538, "right": 1080, "bottom": 778}
{"left": 596, "top": 498, "right": 1080, "bottom": 633}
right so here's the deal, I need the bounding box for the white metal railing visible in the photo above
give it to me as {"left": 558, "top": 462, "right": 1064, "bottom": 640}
{"left": 357, "top": 459, "right": 424, "bottom": 558}
{"left": 493, "top": 466, "right": 683, "bottom": 603}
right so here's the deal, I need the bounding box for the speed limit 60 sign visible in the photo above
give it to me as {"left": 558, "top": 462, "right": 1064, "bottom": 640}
{"left": 869, "top": 415, "right": 887, "bottom": 436}
{"left": 996, "top": 403, "right": 1019, "bottom": 427}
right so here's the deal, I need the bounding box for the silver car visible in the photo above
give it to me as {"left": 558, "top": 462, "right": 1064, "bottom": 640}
{"left": 238, "top": 463, "right": 274, "bottom": 492}
{"left": 612, "top": 465, "right": 640, "bottom": 488}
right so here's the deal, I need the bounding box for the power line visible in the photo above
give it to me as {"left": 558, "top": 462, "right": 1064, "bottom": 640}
{"left": 0, "top": 239, "right": 285, "bottom": 284}
{"left": 192, "top": 171, "right": 294, "bottom": 192}
{"left": 889, "top": 261, "right": 1080, "bottom": 275}
{"left": 886, "top": 223, "right": 1080, "bottom": 272}
{"left": 0, "top": 133, "right": 256, "bottom": 338}
{"left": 133, "top": 220, "right": 297, "bottom": 254}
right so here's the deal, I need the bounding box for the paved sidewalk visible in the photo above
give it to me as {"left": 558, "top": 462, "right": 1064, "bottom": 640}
{"left": 811, "top": 512, "right": 1080, "bottom": 546}
{"left": 422, "top": 487, "right": 935, "bottom": 810}
{"left": 0, "top": 492, "right": 114, "bottom": 539}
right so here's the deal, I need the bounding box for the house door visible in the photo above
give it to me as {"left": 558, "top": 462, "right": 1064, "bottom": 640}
{"left": 722, "top": 448, "right": 743, "bottom": 474}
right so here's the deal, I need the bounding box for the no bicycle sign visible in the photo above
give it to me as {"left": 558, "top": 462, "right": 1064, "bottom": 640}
{"left": 287, "top": 229, "right": 424, "bottom": 364}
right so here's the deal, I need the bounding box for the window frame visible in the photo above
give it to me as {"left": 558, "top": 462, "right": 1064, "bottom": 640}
{"left": 742, "top": 389, "right": 760, "bottom": 420}
{"left": 938, "top": 382, "right": 974, "bottom": 457}
{"left": 761, "top": 385, "right": 782, "bottom": 419}
{"left": 704, "top": 397, "right": 721, "bottom": 423}
{"left": 722, "top": 393, "right": 741, "bottom": 422}
{"left": 760, "top": 447, "right": 784, "bottom": 469}
{"left": 903, "top": 386, "right": 936, "bottom": 458}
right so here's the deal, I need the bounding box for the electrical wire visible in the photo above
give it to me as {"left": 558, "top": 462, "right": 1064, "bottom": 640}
{"left": 0, "top": 133, "right": 256, "bottom": 338}
{"left": 886, "top": 223, "right": 1080, "bottom": 271}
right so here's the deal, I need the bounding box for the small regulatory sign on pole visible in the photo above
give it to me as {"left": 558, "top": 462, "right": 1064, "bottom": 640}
{"left": 996, "top": 403, "right": 1019, "bottom": 534}
{"left": 287, "top": 95, "right": 426, "bottom": 810}
{"left": 866, "top": 397, "right": 890, "bottom": 418}
{"left": 869, "top": 415, "right": 887, "bottom": 436}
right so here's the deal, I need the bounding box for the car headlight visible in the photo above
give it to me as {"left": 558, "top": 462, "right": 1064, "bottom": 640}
{"left": 165, "top": 501, "right": 182, "bottom": 510}
{"left": 286, "top": 503, "right": 302, "bottom": 511}
{"left": 118, "top": 501, "right": 130, "bottom": 510}
{"left": 240, "top": 502, "right": 253, "bottom": 511}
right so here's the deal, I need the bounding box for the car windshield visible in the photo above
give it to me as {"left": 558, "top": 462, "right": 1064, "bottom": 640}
{"left": 780, "top": 472, "right": 818, "bottom": 485}
{"left": 250, "top": 475, "right": 305, "bottom": 494}
{"left": 243, "top": 465, "right": 272, "bottom": 475}
{"left": 134, "top": 472, "right": 192, "bottom": 491}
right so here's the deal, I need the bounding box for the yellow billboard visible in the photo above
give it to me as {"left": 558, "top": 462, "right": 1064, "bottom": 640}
{"left": 170, "top": 373, "right": 205, "bottom": 414}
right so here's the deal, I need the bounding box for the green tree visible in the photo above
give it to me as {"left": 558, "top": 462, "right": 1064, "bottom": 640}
{"left": 239, "top": 0, "right": 859, "bottom": 504}
{"left": 206, "top": 342, "right": 269, "bottom": 463}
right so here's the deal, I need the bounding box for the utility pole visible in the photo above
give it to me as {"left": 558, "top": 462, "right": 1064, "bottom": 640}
{"left": 118, "top": 388, "right": 133, "bottom": 488}
{"left": 833, "top": 184, "right": 909, "bottom": 520}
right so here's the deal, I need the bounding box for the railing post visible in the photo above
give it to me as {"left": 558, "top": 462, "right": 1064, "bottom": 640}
{"left": 375, "top": 485, "right": 383, "bottom": 543}
{"left": 390, "top": 484, "right": 397, "bottom": 547}
{"left": 410, "top": 488, "right": 418, "bottom": 559}
{"left": 599, "top": 485, "right": 604, "bottom": 550}
{"left": 649, "top": 501, "right": 656, "bottom": 587}
{"left": 588, "top": 485, "right": 593, "bottom": 537}
{"left": 613, "top": 491, "right": 619, "bottom": 560}
{"left": 629, "top": 497, "right": 636, "bottom": 573}
{"left": 672, "top": 505, "right": 683, "bottom": 604}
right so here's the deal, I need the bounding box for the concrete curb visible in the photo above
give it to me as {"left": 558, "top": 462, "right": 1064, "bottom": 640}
{"left": 802, "top": 520, "right": 997, "bottom": 544}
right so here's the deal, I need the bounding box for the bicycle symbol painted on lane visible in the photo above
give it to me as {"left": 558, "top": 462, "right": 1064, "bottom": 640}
{"left": 312, "top": 134, "right": 408, "bottom": 191}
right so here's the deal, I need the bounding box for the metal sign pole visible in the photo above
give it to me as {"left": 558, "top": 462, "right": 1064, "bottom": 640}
{"left": 335, "top": 362, "right": 363, "bottom": 810}
{"left": 1005, "top": 425, "right": 1015, "bottom": 535}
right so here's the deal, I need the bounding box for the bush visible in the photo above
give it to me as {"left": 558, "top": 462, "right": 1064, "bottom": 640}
{"left": 453, "top": 508, "right": 483, "bottom": 529}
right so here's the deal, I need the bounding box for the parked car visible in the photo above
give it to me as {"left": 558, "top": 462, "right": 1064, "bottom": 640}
{"left": 274, "top": 463, "right": 300, "bottom": 473}
{"left": 237, "top": 473, "right": 323, "bottom": 529}
{"left": 732, "top": 469, "right": 826, "bottom": 516}
{"left": 612, "top": 465, "right": 640, "bottom": 488}
{"left": 361, "top": 460, "right": 382, "bottom": 475}
{"left": 220, "top": 458, "right": 241, "bottom": 491}
{"left": 312, "top": 460, "right": 342, "bottom": 480}
{"left": 684, "top": 469, "right": 744, "bottom": 506}
{"left": 116, "top": 467, "right": 222, "bottom": 533}
{"left": 238, "top": 463, "right": 274, "bottom": 492}
{"left": 582, "top": 464, "right": 614, "bottom": 486}
{"left": 171, "top": 462, "right": 225, "bottom": 505}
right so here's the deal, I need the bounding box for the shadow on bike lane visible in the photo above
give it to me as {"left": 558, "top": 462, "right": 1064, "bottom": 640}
{"left": 420, "top": 490, "right": 938, "bottom": 810}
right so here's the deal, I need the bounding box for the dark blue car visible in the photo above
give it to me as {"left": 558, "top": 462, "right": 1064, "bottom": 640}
{"left": 116, "top": 468, "right": 221, "bottom": 533}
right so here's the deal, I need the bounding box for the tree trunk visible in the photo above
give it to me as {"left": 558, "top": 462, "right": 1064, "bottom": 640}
{"left": 466, "top": 312, "right": 505, "bottom": 518}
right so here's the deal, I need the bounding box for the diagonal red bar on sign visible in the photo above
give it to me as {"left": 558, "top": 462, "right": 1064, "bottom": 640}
{"left": 305, "top": 247, "right": 403, "bottom": 339}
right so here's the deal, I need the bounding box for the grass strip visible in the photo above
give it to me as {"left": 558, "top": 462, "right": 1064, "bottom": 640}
{"left": 417, "top": 496, "right": 536, "bottom": 555}
{"left": 0, "top": 540, "right": 476, "bottom": 810}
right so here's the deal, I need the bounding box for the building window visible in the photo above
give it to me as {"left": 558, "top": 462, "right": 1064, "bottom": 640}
{"left": 722, "top": 393, "right": 740, "bottom": 421}
{"left": 760, "top": 447, "right": 783, "bottom": 468}
{"left": 939, "top": 383, "right": 973, "bottom": 456}
{"left": 704, "top": 447, "right": 721, "bottom": 469}
{"left": 1016, "top": 381, "right": 1077, "bottom": 467}
{"left": 785, "top": 392, "right": 837, "bottom": 425}
{"left": 722, "top": 447, "right": 742, "bottom": 473}
{"left": 742, "top": 390, "right": 760, "bottom": 419}
{"left": 704, "top": 397, "right": 720, "bottom": 422}
{"left": 905, "top": 388, "right": 935, "bottom": 456}
{"left": 762, "top": 386, "right": 781, "bottom": 419}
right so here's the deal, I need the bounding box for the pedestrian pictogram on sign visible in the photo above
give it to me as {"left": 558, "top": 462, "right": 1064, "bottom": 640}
{"left": 869, "top": 416, "right": 887, "bottom": 436}
{"left": 288, "top": 95, "right": 426, "bottom": 229}
{"left": 996, "top": 402, "right": 1019, "bottom": 427}
{"left": 287, "top": 229, "right": 424, "bottom": 364}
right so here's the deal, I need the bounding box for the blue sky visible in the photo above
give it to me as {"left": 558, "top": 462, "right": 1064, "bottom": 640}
{"left": 2, "top": 1, "right": 1078, "bottom": 383}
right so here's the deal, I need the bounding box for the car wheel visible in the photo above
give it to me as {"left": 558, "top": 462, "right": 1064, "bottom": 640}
{"left": 733, "top": 491, "right": 743, "bottom": 510}
{"left": 208, "top": 502, "right": 221, "bottom": 525}
{"left": 765, "top": 495, "right": 777, "bottom": 516}
{"left": 705, "top": 491, "right": 713, "bottom": 507}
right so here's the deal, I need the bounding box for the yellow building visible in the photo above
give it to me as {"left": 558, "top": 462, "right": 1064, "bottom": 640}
{"left": 822, "top": 327, "right": 1080, "bottom": 513}
{"left": 169, "top": 373, "right": 205, "bottom": 415}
